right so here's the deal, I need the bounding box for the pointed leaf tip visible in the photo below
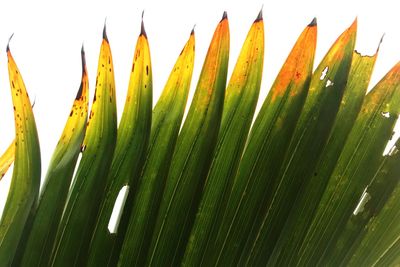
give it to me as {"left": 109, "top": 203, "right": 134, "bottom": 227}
{"left": 350, "top": 17, "right": 357, "bottom": 30}
{"left": 377, "top": 33, "right": 385, "bottom": 52}
{"left": 76, "top": 47, "right": 87, "bottom": 100}
{"left": 309, "top": 17, "right": 317, "bottom": 26}
{"left": 81, "top": 45, "right": 86, "bottom": 76}
{"left": 103, "top": 19, "right": 108, "bottom": 42}
{"left": 6, "top": 33, "right": 14, "bottom": 52}
{"left": 191, "top": 24, "right": 196, "bottom": 36}
{"left": 255, "top": 8, "right": 263, "bottom": 22}
{"left": 221, "top": 11, "right": 228, "bottom": 21}
{"left": 140, "top": 18, "right": 147, "bottom": 38}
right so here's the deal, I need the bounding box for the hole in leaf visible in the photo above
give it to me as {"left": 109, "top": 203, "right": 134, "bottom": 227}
{"left": 325, "top": 79, "right": 334, "bottom": 87}
{"left": 381, "top": 111, "right": 390, "bottom": 118}
{"left": 108, "top": 185, "right": 130, "bottom": 234}
{"left": 67, "top": 153, "right": 83, "bottom": 193}
{"left": 387, "top": 145, "right": 398, "bottom": 156}
{"left": 383, "top": 119, "right": 400, "bottom": 155}
{"left": 320, "top": 66, "right": 329, "bottom": 80}
{"left": 353, "top": 188, "right": 371, "bottom": 216}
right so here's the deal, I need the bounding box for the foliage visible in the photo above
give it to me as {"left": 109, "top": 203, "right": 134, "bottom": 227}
{"left": 0, "top": 10, "right": 400, "bottom": 267}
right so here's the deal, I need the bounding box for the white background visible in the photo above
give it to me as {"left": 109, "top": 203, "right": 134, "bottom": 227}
{"left": 0, "top": 0, "right": 399, "bottom": 215}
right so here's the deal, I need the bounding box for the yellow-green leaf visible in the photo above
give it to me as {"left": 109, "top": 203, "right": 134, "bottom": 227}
{"left": 50, "top": 27, "right": 117, "bottom": 266}
{"left": 182, "top": 11, "right": 264, "bottom": 266}
{"left": 147, "top": 12, "right": 229, "bottom": 266}
{"left": 204, "top": 18, "right": 318, "bottom": 266}
{"left": 87, "top": 18, "right": 153, "bottom": 266}
{"left": 0, "top": 44, "right": 41, "bottom": 266}
{"left": 118, "top": 30, "right": 195, "bottom": 267}
{"left": 20, "top": 48, "right": 88, "bottom": 267}
{"left": 0, "top": 141, "right": 15, "bottom": 180}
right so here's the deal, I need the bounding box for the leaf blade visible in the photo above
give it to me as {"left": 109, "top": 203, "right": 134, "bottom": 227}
{"left": 266, "top": 49, "right": 378, "bottom": 266}
{"left": 204, "top": 19, "right": 318, "bottom": 266}
{"left": 87, "top": 20, "right": 153, "bottom": 267}
{"left": 50, "top": 29, "right": 117, "bottom": 266}
{"left": 146, "top": 13, "right": 230, "bottom": 266}
{"left": 118, "top": 31, "right": 195, "bottom": 267}
{"left": 297, "top": 60, "right": 400, "bottom": 266}
{"left": 0, "top": 47, "right": 41, "bottom": 266}
{"left": 182, "top": 12, "right": 264, "bottom": 266}
{"left": 20, "top": 48, "right": 89, "bottom": 267}
{"left": 0, "top": 141, "right": 15, "bottom": 180}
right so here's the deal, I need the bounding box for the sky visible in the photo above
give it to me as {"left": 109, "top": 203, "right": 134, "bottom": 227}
{"left": 0, "top": 0, "right": 399, "bottom": 215}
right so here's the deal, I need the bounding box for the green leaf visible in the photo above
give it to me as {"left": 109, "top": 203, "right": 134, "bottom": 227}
{"left": 182, "top": 11, "right": 264, "bottom": 266}
{"left": 237, "top": 20, "right": 356, "bottom": 267}
{"left": 266, "top": 49, "right": 378, "bottom": 266}
{"left": 118, "top": 31, "right": 195, "bottom": 267}
{"left": 346, "top": 146, "right": 400, "bottom": 266}
{"left": 204, "top": 18, "right": 318, "bottom": 266}
{"left": 334, "top": 137, "right": 400, "bottom": 266}
{"left": 87, "top": 19, "right": 153, "bottom": 267}
{"left": 50, "top": 28, "right": 118, "bottom": 266}
{"left": 146, "top": 12, "right": 229, "bottom": 266}
{"left": 0, "top": 45, "right": 41, "bottom": 266}
{"left": 297, "top": 59, "right": 400, "bottom": 266}
{"left": 19, "top": 48, "right": 89, "bottom": 267}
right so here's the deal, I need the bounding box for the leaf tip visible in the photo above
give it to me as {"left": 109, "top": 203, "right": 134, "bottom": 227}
{"left": 32, "top": 95, "right": 36, "bottom": 108}
{"left": 255, "top": 6, "right": 263, "bottom": 22}
{"left": 308, "top": 17, "right": 317, "bottom": 27}
{"left": 140, "top": 10, "right": 147, "bottom": 38}
{"left": 6, "top": 33, "right": 14, "bottom": 53}
{"left": 350, "top": 17, "right": 357, "bottom": 31}
{"left": 191, "top": 24, "right": 196, "bottom": 36}
{"left": 221, "top": 11, "right": 228, "bottom": 22}
{"left": 81, "top": 44, "right": 86, "bottom": 71}
{"left": 376, "top": 33, "right": 385, "bottom": 52}
{"left": 103, "top": 18, "right": 109, "bottom": 42}
{"left": 76, "top": 48, "right": 87, "bottom": 100}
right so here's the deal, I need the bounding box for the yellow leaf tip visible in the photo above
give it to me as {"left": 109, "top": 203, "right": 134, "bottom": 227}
{"left": 221, "top": 11, "right": 228, "bottom": 21}
{"left": 6, "top": 33, "right": 14, "bottom": 53}
{"left": 140, "top": 11, "right": 147, "bottom": 38}
{"left": 103, "top": 18, "right": 109, "bottom": 42}
{"left": 255, "top": 7, "right": 263, "bottom": 22}
{"left": 308, "top": 17, "right": 317, "bottom": 27}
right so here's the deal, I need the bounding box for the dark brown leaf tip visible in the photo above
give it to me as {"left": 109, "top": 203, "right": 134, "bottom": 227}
{"left": 76, "top": 46, "right": 86, "bottom": 100}
{"left": 76, "top": 83, "right": 83, "bottom": 100}
{"left": 81, "top": 44, "right": 86, "bottom": 76}
{"left": 140, "top": 10, "right": 147, "bottom": 38}
{"left": 308, "top": 17, "right": 317, "bottom": 27}
{"left": 221, "top": 11, "right": 228, "bottom": 22}
{"left": 377, "top": 33, "right": 385, "bottom": 52}
{"left": 103, "top": 19, "right": 109, "bottom": 42}
{"left": 255, "top": 7, "right": 263, "bottom": 22}
{"left": 32, "top": 95, "right": 36, "bottom": 109}
{"left": 191, "top": 24, "right": 196, "bottom": 36}
{"left": 6, "top": 33, "right": 14, "bottom": 52}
